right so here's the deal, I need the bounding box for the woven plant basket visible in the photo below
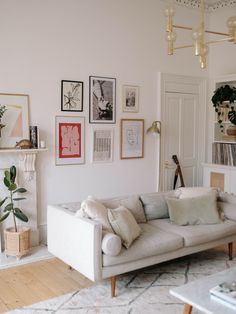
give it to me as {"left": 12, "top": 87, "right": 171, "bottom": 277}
{"left": 4, "top": 227, "right": 31, "bottom": 259}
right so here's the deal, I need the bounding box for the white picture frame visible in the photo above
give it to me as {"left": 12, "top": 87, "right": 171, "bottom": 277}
{"left": 122, "top": 85, "right": 139, "bottom": 113}
{"left": 55, "top": 116, "right": 85, "bottom": 166}
{"left": 92, "top": 128, "right": 114, "bottom": 163}
{"left": 0, "top": 93, "right": 29, "bottom": 148}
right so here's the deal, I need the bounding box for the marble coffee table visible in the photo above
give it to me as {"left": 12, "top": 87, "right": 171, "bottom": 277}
{"left": 170, "top": 267, "right": 236, "bottom": 314}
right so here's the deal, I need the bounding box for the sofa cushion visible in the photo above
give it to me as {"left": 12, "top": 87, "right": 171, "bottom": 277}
{"left": 102, "top": 195, "right": 146, "bottom": 223}
{"left": 218, "top": 192, "right": 236, "bottom": 205}
{"left": 75, "top": 198, "right": 113, "bottom": 233}
{"left": 107, "top": 206, "right": 142, "bottom": 248}
{"left": 177, "top": 187, "right": 217, "bottom": 199}
{"left": 218, "top": 201, "right": 236, "bottom": 221}
{"left": 102, "top": 223, "right": 184, "bottom": 267}
{"left": 166, "top": 192, "right": 221, "bottom": 226}
{"left": 102, "top": 232, "right": 122, "bottom": 256}
{"left": 139, "top": 192, "right": 169, "bottom": 220}
{"left": 149, "top": 218, "right": 236, "bottom": 247}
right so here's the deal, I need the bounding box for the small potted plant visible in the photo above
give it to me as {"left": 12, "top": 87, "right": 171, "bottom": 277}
{"left": 211, "top": 85, "right": 236, "bottom": 132}
{"left": 0, "top": 165, "right": 30, "bottom": 259}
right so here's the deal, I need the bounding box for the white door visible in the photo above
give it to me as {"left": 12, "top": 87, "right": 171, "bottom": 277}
{"left": 163, "top": 93, "right": 199, "bottom": 190}
{"left": 159, "top": 74, "right": 206, "bottom": 191}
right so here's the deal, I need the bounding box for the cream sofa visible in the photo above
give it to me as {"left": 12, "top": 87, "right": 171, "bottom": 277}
{"left": 47, "top": 190, "right": 236, "bottom": 297}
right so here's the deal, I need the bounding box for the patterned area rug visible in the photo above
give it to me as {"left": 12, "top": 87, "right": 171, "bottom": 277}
{"left": 7, "top": 247, "right": 236, "bottom": 314}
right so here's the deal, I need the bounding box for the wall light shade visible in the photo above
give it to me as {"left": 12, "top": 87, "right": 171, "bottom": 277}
{"left": 146, "top": 121, "right": 161, "bottom": 134}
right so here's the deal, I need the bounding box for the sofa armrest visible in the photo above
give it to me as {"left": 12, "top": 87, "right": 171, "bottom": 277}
{"left": 47, "top": 205, "right": 102, "bottom": 281}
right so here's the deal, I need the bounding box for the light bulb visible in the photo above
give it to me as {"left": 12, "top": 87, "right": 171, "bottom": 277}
{"left": 192, "top": 28, "right": 203, "bottom": 40}
{"left": 164, "top": 4, "right": 175, "bottom": 32}
{"left": 166, "top": 31, "right": 177, "bottom": 55}
{"left": 164, "top": 5, "right": 175, "bottom": 17}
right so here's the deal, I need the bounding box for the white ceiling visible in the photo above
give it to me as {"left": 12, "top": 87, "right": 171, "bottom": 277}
{"left": 172, "top": 0, "right": 236, "bottom": 11}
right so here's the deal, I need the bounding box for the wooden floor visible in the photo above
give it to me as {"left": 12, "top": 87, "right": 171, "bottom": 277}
{"left": 0, "top": 258, "right": 92, "bottom": 313}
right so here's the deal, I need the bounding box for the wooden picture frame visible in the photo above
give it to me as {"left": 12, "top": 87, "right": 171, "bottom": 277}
{"left": 55, "top": 116, "right": 85, "bottom": 165}
{"left": 122, "top": 85, "right": 139, "bottom": 112}
{"left": 89, "top": 76, "right": 116, "bottom": 123}
{"left": 61, "top": 80, "right": 83, "bottom": 112}
{"left": 0, "top": 93, "right": 29, "bottom": 148}
{"left": 120, "top": 119, "right": 144, "bottom": 159}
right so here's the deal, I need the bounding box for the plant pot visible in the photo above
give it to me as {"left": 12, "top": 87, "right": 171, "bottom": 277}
{"left": 4, "top": 227, "right": 31, "bottom": 259}
{"left": 226, "top": 125, "right": 236, "bottom": 136}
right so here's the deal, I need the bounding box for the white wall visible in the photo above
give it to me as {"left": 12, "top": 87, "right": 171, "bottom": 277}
{"left": 0, "top": 0, "right": 205, "bottom": 240}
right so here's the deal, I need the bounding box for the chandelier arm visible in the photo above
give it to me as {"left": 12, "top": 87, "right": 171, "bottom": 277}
{"left": 173, "top": 25, "right": 229, "bottom": 37}
{"left": 174, "top": 37, "right": 233, "bottom": 50}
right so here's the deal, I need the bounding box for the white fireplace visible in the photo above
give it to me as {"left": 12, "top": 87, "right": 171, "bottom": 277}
{"left": 0, "top": 149, "right": 47, "bottom": 251}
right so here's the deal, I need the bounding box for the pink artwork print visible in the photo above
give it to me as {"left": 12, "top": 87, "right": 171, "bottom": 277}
{"left": 59, "top": 123, "right": 81, "bottom": 158}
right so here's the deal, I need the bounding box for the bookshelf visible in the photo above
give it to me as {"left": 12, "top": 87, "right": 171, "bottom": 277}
{"left": 212, "top": 75, "right": 236, "bottom": 166}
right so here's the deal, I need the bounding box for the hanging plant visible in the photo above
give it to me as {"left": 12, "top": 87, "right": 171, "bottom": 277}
{"left": 211, "top": 85, "right": 236, "bottom": 132}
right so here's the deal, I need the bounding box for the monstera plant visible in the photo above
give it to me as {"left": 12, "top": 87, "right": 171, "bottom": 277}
{"left": 212, "top": 85, "right": 236, "bottom": 131}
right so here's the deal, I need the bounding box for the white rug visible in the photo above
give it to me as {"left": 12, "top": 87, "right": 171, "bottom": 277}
{"left": 7, "top": 247, "right": 236, "bottom": 314}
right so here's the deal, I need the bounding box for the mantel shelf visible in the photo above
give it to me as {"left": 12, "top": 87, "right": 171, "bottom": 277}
{"left": 0, "top": 148, "right": 48, "bottom": 154}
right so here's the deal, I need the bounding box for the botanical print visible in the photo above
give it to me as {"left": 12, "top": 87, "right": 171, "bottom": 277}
{"left": 61, "top": 80, "right": 83, "bottom": 112}
{"left": 55, "top": 116, "right": 85, "bottom": 165}
{"left": 121, "top": 119, "right": 144, "bottom": 159}
{"left": 89, "top": 76, "right": 116, "bottom": 123}
{"left": 0, "top": 94, "right": 29, "bottom": 148}
{"left": 92, "top": 129, "right": 113, "bottom": 163}
{"left": 123, "top": 85, "right": 139, "bottom": 112}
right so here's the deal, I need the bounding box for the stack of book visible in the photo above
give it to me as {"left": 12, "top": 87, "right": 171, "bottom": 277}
{"left": 212, "top": 143, "right": 236, "bottom": 166}
{"left": 210, "top": 282, "right": 236, "bottom": 310}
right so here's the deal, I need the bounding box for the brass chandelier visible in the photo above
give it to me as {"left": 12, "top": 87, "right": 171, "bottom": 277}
{"left": 165, "top": 0, "right": 236, "bottom": 69}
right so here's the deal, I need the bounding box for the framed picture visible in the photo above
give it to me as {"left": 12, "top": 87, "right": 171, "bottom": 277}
{"left": 92, "top": 128, "right": 114, "bottom": 163}
{"left": 120, "top": 119, "right": 144, "bottom": 159}
{"left": 0, "top": 93, "right": 29, "bottom": 148}
{"left": 89, "top": 76, "right": 116, "bottom": 123}
{"left": 55, "top": 116, "right": 85, "bottom": 165}
{"left": 122, "top": 85, "right": 139, "bottom": 112}
{"left": 61, "top": 80, "right": 83, "bottom": 112}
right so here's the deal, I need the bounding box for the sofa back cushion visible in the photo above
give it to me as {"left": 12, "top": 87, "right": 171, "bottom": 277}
{"left": 102, "top": 195, "right": 146, "bottom": 223}
{"left": 166, "top": 191, "right": 221, "bottom": 225}
{"left": 139, "top": 192, "right": 170, "bottom": 220}
{"left": 176, "top": 187, "right": 218, "bottom": 199}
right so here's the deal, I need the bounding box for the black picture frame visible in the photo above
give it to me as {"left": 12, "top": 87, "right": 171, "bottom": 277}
{"left": 61, "top": 80, "right": 83, "bottom": 112}
{"left": 89, "top": 76, "right": 116, "bottom": 124}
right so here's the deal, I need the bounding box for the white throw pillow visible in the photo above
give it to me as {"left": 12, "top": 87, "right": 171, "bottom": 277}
{"left": 75, "top": 198, "right": 113, "bottom": 233}
{"left": 166, "top": 191, "right": 221, "bottom": 225}
{"left": 102, "top": 232, "right": 122, "bottom": 256}
{"left": 108, "top": 206, "right": 142, "bottom": 248}
{"left": 177, "top": 187, "right": 218, "bottom": 199}
{"left": 218, "top": 201, "right": 236, "bottom": 221}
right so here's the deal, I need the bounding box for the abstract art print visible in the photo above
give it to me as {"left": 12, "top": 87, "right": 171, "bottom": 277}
{"left": 61, "top": 80, "right": 83, "bottom": 112}
{"left": 122, "top": 85, "right": 139, "bottom": 112}
{"left": 89, "top": 76, "right": 116, "bottom": 123}
{"left": 120, "top": 119, "right": 144, "bottom": 159}
{"left": 55, "top": 116, "right": 85, "bottom": 165}
{"left": 0, "top": 93, "right": 29, "bottom": 148}
{"left": 92, "top": 128, "right": 113, "bottom": 163}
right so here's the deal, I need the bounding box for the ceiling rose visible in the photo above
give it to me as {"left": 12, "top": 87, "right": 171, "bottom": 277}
{"left": 172, "top": 0, "right": 236, "bottom": 11}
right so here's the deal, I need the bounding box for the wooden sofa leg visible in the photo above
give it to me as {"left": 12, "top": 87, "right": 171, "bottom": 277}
{"left": 228, "top": 242, "right": 233, "bottom": 261}
{"left": 111, "top": 276, "right": 116, "bottom": 297}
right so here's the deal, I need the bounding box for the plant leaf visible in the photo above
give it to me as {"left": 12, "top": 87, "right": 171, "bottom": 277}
{"left": 4, "top": 177, "right": 10, "bottom": 188}
{"left": 13, "top": 188, "right": 27, "bottom": 194}
{"left": 0, "top": 212, "right": 10, "bottom": 222}
{"left": 14, "top": 208, "right": 28, "bottom": 222}
{"left": 10, "top": 165, "right": 16, "bottom": 183}
{"left": 13, "top": 197, "right": 26, "bottom": 201}
{"left": 4, "top": 170, "right": 11, "bottom": 182}
{"left": 5, "top": 203, "right": 13, "bottom": 211}
{"left": 0, "top": 197, "right": 7, "bottom": 207}
{"left": 8, "top": 183, "right": 17, "bottom": 191}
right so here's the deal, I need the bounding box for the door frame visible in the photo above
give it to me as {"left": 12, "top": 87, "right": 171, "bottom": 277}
{"left": 158, "top": 73, "right": 207, "bottom": 191}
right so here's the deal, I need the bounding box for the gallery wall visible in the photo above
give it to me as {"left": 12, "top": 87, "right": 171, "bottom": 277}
{"left": 0, "top": 0, "right": 210, "bottom": 241}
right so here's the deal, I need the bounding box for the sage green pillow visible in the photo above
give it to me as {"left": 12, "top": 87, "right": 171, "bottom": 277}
{"left": 107, "top": 206, "right": 142, "bottom": 248}
{"left": 166, "top": 192, "right": 221, "bottom": 226}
